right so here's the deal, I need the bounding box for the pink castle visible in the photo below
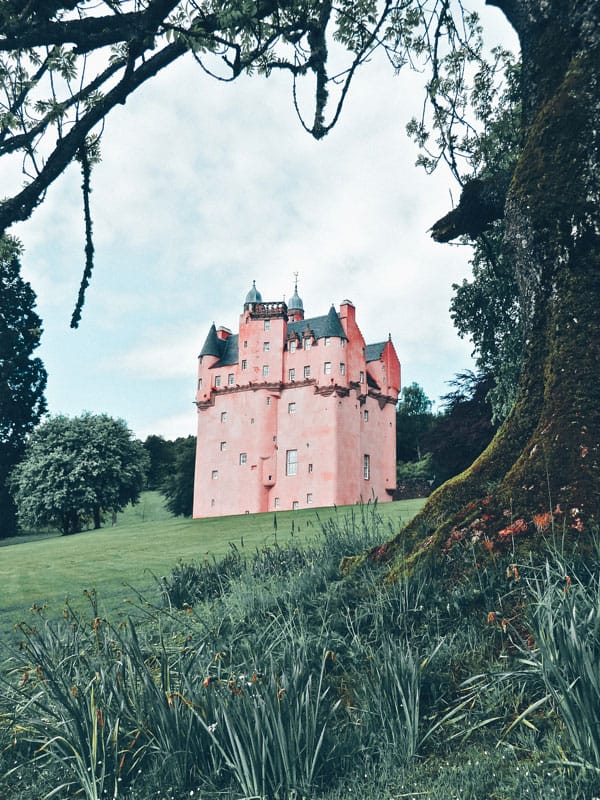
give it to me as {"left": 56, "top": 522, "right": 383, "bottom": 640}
{"left": 193, "top": 281, "right": 401, "bottom": 518}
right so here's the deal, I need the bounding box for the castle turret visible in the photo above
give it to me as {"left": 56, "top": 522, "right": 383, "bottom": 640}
{"left": 288, "top": 275, "right": 304, "bottom": 322}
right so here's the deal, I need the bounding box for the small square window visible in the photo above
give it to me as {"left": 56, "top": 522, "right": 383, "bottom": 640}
{"left": 263, "top": 341, "right": 270, "bottom": 351}
{"left": 304, "top": 365, "right": 311, "bottom": 379}
{"left": 288, "top": 402, "right": 296, "bottom": 414}
{"left": 324, "top": 362, "right": 331, "bottom": 375}
{"left": 262, "top": 365, "right": 269, "bottom": 378}
{"left": 212, "top": 470, "right": 219, "bottom": 480}
{"left": 241, "top": 359, "right": 247, "bottom": 370}
{"left": 288, "top": 368, "right": 295, "bottom": 382}
{"left": 220, "top": 441, "right": 227, "bottom": 451}
{"left": 220, "top": 411, "right": 227, "bottom": 423}
{"left": 239, "top": 452, "right": 247, "bottom": 465}
{"left": 228, "top": 373, "right": 234, "bottom": 386}
{"left": 292, "top": 501, "right": 299, "bottom": 510}
{"left": 306, "top": 493, "right": 313, "bottom": 504}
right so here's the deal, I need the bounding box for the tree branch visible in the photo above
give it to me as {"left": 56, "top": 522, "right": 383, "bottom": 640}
{"left": 430, "top": 171, "right": 511, "bottom": 242}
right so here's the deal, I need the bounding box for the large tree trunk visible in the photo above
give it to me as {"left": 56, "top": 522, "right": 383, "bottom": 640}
{"left": 386, "top": 0, "right": 600, "bottom": 561}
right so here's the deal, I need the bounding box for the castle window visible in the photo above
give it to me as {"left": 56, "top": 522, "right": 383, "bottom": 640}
{"left": 364, "top": 410, "right": 369, "bottom": 422}
{"left": 239, "top": 452, "right": 247, "bottom": 465}
{"left": 306, "top": 493, "right": 313, "bottom": 505}
{"left": 263, "top": 341, "right": 270, "bottom": 351}
{"left": 340, "top": 363, "right": 346, "bottom": 375}
{"left": 266, "top": 397, "right": 271, "bottom": 406}
{"left": 324, "top": 337, "right": 331, "bottom": 347}
{"left": 288, "top": 402, "right": 296, "bottom": 415}
{"left": 220, "top": 411, "right": 227, "bottom": 422}
{"left": 228, "top": 373, "right": 234, "bottom": 386}
{"left": 324, "top": 362, "right": 331, "bottom": 375}
{"left": 304, "top": 338, "right": 311, "bottom": 350}
{"left": 359, "top": 371, "right": 365, "bottom": 384}
{"left": 363, "top": 454, "right": 370, "bottom": 480}
{"left": 220, "top": 441, "right": 227, "bottom": 451}
{"left": 264, "top": 319, "right": 270, "bottom": 331}
{"left": 292, "top": 501, "right": 299, "bottom": 510}
{"left": 308, "top": 463, "right": 313, "bottom": 473}
{"left": 215, "top": 375, "right": 221, "bottom": 387}
{"left": 212, "top": 470, "right": 219, "bottom": 480}
{"left": 289, "top": 368, "right": 295, "bottom": 382}
{"left": 290, "top": 340, "right": 297, "bottom": 353}
{"left": 286, "top": 449, "right": 298, "bottom": 476}
{"left": 211, "top": 498, "right": 215, "bottom": 507}
{"left": 274, "top": 497, "right": 280, "bottom": 508}
{"left": 304, "top": 365, "right": 311, "bottom": 379}
{"left": 241, "top": 359, "right": 247, "bottom": 370}
{"left": 197, "top": 378, "right": 202, "bottom": 389}
{"left": 244, "top": 340, "right": 248, "bottom": 348}
{"left": 262, "top": 365, "right": 269, "bottom": 378}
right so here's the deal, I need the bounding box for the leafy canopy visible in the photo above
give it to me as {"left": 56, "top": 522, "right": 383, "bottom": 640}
{"left": 9, "top": 412, "right": 148, "bottom": 535}
{"left": 0, "top": 234, "right": 47, "bottom": 537}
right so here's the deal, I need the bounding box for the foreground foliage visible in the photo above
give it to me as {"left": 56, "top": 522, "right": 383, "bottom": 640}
{"left": 1, "top": 504, "right": 600, "bottom": 799}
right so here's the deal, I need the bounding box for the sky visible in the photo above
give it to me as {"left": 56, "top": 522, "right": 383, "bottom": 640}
{"left": 7, "top": 4, "right": 517, "bottom": 442}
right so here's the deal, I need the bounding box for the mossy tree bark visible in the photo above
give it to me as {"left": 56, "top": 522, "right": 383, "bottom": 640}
{"left": 392, "top": 0, "right": 600, "bottom": 558}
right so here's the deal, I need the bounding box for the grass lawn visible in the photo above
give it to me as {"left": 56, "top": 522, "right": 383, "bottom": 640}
{"left": 0, "top": 493, "right": 425, "bottom": 637}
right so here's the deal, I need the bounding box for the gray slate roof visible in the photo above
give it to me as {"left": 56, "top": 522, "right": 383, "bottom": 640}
{"left": 288, "top": 305, "right": 348, "bottom": 341}
{"left": 365, "top": 341, "right": 387, "bottom": 362}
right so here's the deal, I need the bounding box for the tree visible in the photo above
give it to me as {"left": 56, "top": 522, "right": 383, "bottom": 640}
{"left": 424, "top": 372, "right": 497, "bottom": 487}
{"left": 161, "top": 436, "right": 196, "bottom": 517}
{"left": 413, "top": 0, "right": 600, "bottom": 547}
{"left": 9, "top": 413, "right": 148, "bottom": 535}
{"left": 0, "top": 235, "right": 47, "bottom": 538}
{"left": 396, "top": 382, "right": 434, "bottom": 462}
{"left": 143, "top": 434, "right": 176, "bottom": 491}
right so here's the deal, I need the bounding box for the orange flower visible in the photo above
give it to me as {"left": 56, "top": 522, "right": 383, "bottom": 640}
{"left": 532, "top": 512, "right": 552, "bottom": 533}
{"left": 506, "top": 563, "right": 520, "bottom": 582}
{"left": 202, "top": 676, "right": 212, "bottom": 688}
{"left": 97, "top": 709, "right": 104, "bottom": 729}
{"left": 564, "top": 575, "right": 572, "bottom": 594}
{"left": 501, "top": 618, "right": 509, "bottom": 634}
{"left": 487, "top": 611, "right": 496, "bottom": 624}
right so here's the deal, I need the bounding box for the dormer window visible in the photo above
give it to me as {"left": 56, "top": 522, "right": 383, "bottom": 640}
{"left": 290, "top": 340, "right": 297, "bottom": 353}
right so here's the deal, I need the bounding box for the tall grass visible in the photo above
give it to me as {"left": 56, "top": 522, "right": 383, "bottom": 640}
{"left": 3, "top": 504, "right": 600, "bottom": 799}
